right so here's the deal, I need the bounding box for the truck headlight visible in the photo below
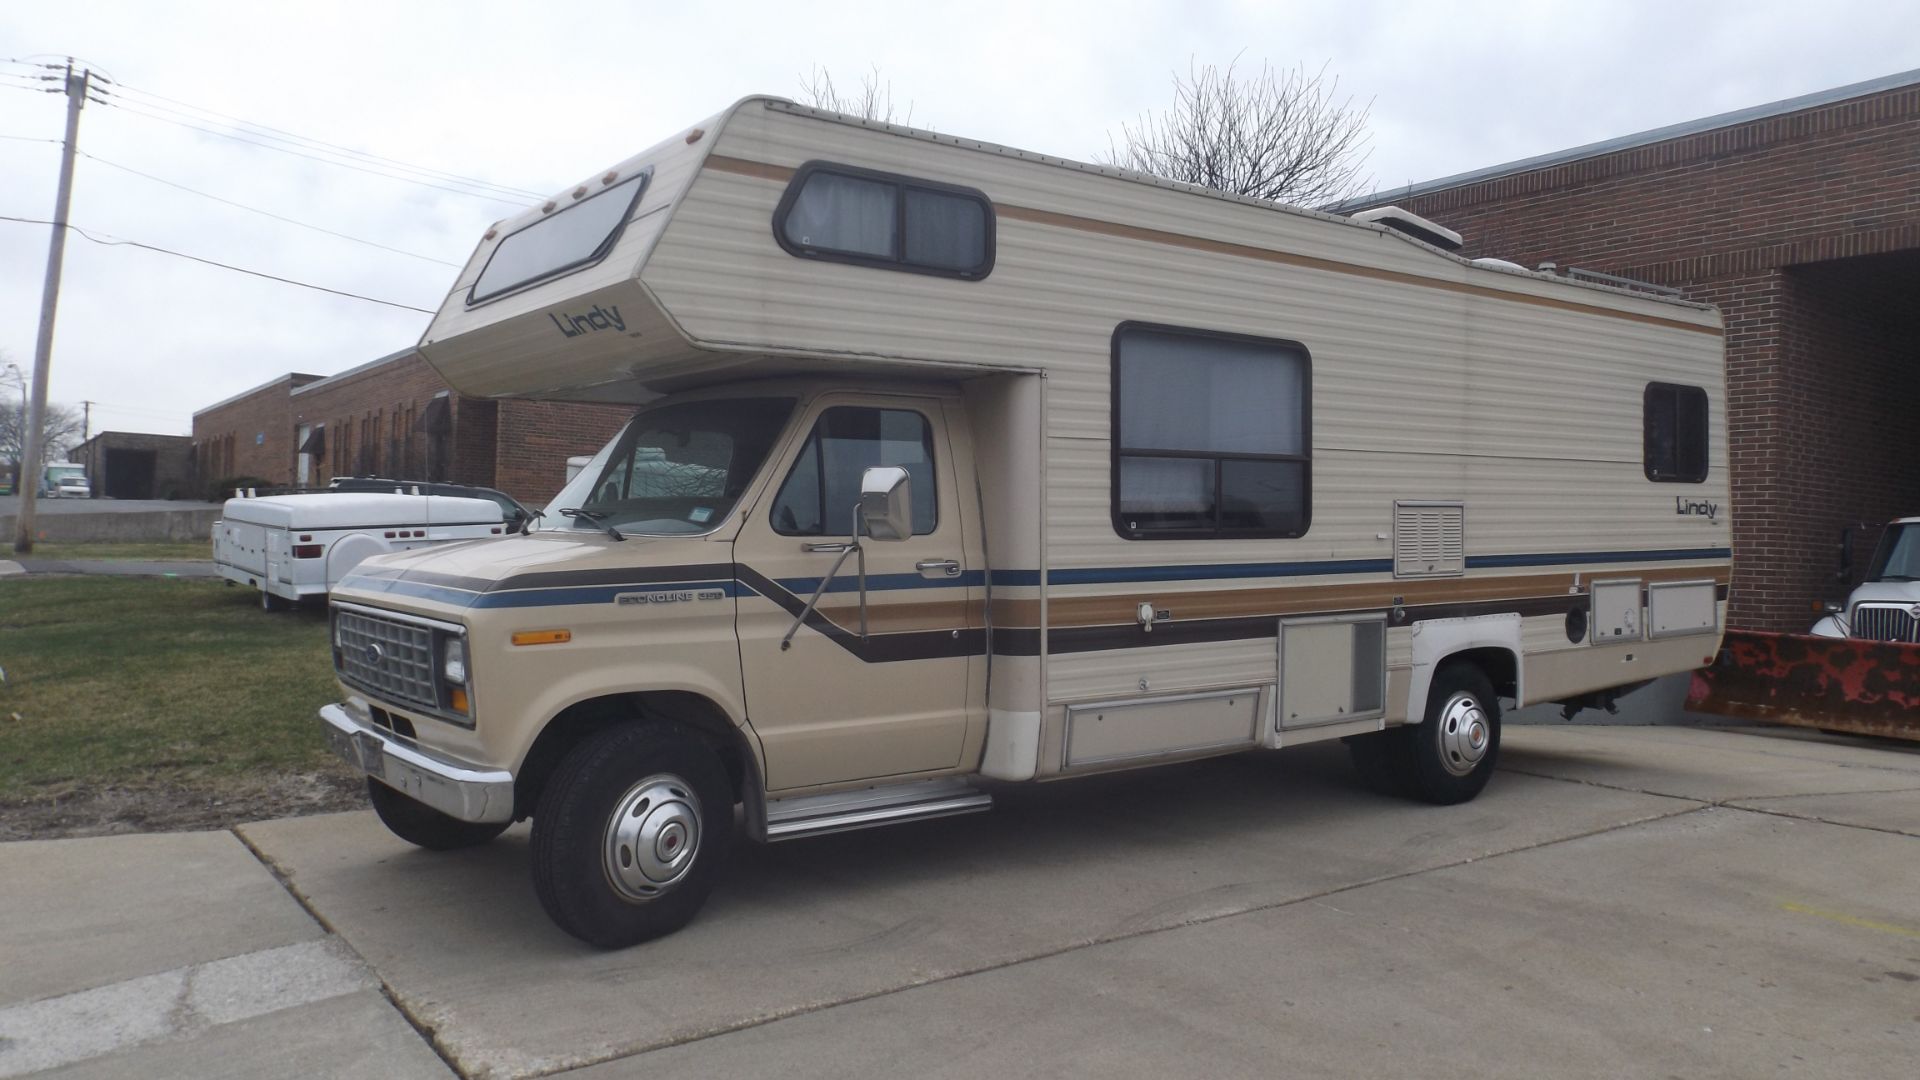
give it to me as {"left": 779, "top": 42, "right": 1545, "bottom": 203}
{"left": 443, "top": 637, "right": 467, "bottom": 686}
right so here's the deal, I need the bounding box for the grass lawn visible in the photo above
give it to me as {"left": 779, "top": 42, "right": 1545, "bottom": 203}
{"left": 0, "top": 576, "right": 348, "bottom": 801}
{"left": 21, "top": 540, "right": 212, "bottom": 561}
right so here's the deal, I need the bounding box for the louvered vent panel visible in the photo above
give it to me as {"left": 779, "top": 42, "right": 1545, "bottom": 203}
{"left": 1393, "top": 502, "right": 1464, "bottom": 578}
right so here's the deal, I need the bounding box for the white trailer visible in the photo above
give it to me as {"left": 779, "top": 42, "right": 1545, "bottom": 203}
{"left": 213, "top": 491, "right": 509, "bottom": 609}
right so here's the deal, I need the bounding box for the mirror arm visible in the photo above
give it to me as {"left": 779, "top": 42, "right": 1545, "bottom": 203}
{"left": 780, "top": 503, "right": 869, "bottom": 651}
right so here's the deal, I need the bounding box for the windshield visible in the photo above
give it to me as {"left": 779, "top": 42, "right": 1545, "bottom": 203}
{"left": 1865, "top": 523, "right": 1920, "bottom": 582}
{"left": 48, "top": 466, "right": 85, "bottom": 481}
{"left": 545, "top": 397, "right": 795, "bottom": 536}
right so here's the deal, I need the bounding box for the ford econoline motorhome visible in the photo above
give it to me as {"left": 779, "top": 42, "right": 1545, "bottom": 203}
{"left": 317, "top": 97, "right": 1731, "bottom": 947}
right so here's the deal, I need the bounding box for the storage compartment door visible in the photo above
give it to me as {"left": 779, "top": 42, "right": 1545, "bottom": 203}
{"left": 1278, "top": 616, "right": 1387, "bottom": 730}
{"left": 1589, "top": 579, "right": 1643, "bottom": 644}
{"left": 1649, "top": 580, "right": 1718, "bottom": 638}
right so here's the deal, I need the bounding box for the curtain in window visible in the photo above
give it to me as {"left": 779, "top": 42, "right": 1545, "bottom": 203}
{"left": 783, "top": 173, "right": 896, "bottom": 257}
{"left": 903, "top": 190, "right": 985, "bottom": 270}
{"left": 1118, "top": 331, "right": 1304, "bottom": 455}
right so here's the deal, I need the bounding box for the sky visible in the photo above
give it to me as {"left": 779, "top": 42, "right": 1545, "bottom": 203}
{"left": 1, "top": 0, "right": 1916, "bottom": 440}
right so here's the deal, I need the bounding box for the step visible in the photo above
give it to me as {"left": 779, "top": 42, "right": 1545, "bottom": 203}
{"left": 764, "top": 777, "right": 992, "bottom": 841}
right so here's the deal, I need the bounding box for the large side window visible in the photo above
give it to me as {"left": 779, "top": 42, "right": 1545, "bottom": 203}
{"left": 468, "top": 170, "right": 651, "bottom": 305}
{"left": 774, "top": 162, "right": 994, "bottom": 280}
{"left": 1644, "top": 382, "right": 1709, "bottom": 483}
{"left": 1113, "top": 324, "right": 1311, "bottom": 539}
{"left": 771, "top": 407, "right": 939, "bottom": 536}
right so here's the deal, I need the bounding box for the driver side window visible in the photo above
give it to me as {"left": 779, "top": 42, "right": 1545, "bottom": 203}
{"left": 771, "top": 406, "right": 938, "bottom": 536}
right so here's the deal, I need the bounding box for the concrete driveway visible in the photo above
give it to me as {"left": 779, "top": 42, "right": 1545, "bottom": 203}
{"left": 5, "top": 725, "right": 1918, "bottom": 1079}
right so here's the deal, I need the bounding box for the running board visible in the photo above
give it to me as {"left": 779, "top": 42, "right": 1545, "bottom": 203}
{"left": 764, "top": 777, "right": 992, "bottom": 841}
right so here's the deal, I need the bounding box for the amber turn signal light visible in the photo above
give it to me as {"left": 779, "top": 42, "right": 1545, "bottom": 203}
{"left": 511, "top": 629, "right": 573, "bottom": 646}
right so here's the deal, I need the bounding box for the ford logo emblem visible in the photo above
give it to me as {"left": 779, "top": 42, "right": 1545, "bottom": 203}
{"left": 364, "top": 642, "right": 384, "bottom": 666}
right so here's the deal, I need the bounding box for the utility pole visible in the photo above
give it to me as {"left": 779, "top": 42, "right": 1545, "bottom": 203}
{"left": 14, "top": 59, "right": 89, "bottom": 554}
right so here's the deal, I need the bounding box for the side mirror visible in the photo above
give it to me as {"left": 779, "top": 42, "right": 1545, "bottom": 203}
{"left": 858, "top": 466, "right": 914, "bottom": 542}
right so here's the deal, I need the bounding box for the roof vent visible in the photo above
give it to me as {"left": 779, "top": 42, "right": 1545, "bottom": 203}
{"left": 1349, "top": 205, "right": 1463, "bottom": 252}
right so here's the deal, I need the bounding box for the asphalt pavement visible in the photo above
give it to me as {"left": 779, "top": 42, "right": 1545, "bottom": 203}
{"left": 3, "top": 725, "right": 1917, "bottom": 1079}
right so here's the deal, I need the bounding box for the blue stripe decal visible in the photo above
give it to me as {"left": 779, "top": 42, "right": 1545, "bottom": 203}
{"left": 775, "top": 570, "right": 986, "bottom": 595}
{"left": 471, "top": 581, "right": 745, "bottom": 609}
{"left": 1465, "top": 547, "right": 1731, "bottom": 569}
{"left": 338, "top": 546, "right": 1731, "bottom": 611}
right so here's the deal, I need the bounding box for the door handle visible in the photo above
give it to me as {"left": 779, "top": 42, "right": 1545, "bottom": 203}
{"left": 916, "top": 558, "right": 962, "bottom": 579}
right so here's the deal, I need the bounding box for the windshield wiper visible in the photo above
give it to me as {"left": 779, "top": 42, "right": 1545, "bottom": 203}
{"left": 560, "top": 507, "right": 626, "bottom": 541}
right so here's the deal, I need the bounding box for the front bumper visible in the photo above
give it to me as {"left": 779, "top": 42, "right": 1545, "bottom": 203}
{"left": 319, "top": 702, "right": 515, "bottom": 823}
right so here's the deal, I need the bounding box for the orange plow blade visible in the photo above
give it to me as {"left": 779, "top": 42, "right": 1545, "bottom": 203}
{"left": 1688, "top": 630, "right": 1920, "bottom": 741}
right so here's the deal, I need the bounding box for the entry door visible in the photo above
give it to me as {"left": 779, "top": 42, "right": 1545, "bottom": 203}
{"left": 734, "top": 394, "right": 983, "bottom": 791}
{"left": 295, "top": 425, "right": 312, "bottom": 488}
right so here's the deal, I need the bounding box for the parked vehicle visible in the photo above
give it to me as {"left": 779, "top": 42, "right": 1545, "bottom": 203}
{"left": 325, "top": 476, "right": 532, "bottom": 529}
{"left": 317, "top": 96, "right": 1731, "bottom": 947}
{"left": 214, "top": 489, "right": 511, "bottom": 610}
{"left": 41, "top": 462, "right": 89, "bottom": 498}
{"left": 1810, "top": 516, "right": 1920, "bottom": 642}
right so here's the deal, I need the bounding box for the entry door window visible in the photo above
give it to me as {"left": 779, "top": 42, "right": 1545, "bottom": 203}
{"left": 771, "top": 407, "right": 938, "bottom": 536}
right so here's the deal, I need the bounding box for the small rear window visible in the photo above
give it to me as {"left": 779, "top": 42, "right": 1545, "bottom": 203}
{"left": 468, "top": 170, "right": 651, "bottom": 305}
{"left": 774, "top": 162, "right": 993, "bottom": 280}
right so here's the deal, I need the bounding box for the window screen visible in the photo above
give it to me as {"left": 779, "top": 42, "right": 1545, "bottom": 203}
{"left": 1113, "top": 324, "right": 1311, "bottom": 539}
{"left": 1644, "top": 382, "right": 1709, "bottom": 483}
{"left": 775, "top": 162, "right": 993, "bottom": 279}
{"left": 771, "top": 407, "right": 938, "bottom": 536}
{"left": 468, "top": 171, "right": 650, "bottom": 304}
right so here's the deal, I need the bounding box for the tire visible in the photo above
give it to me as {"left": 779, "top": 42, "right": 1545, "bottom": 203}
{"left": 260, "top": 588, "right": 286, "bottom": 612}
{"left": 530, "top": 723, "right": 734, "bottom": 949}
{"left": 1344, "top": 730, "right": 1411, "bottom": 797}
{"left": 367, "top": 779, "right": 509, "bottom": 850}
{"left": 1402, "top": 662, "right": 1502, "bottom": 805}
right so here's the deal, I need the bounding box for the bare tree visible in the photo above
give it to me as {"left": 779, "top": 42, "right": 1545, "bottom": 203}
{"left": 797, "top": 65, "right": 915, "bottom": 126}
{"left": 0, "top": 396, "right": 86, "bottom": 467}
{"left": 1103, "top": 59, "right": 1373, "bottom": 207}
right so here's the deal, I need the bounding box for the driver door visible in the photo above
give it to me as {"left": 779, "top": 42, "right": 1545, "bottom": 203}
{"left": 734, "top": 392, "right": 983, "bottom": 791}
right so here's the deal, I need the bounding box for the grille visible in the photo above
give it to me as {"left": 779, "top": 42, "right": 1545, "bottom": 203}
{"left": 1852, "top": 604, "right": 1919, "bottom": 644}
{"left": 335, "top": 607, "right": 441, "bottom": 712}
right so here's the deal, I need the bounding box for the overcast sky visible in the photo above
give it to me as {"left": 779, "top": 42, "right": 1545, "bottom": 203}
{"left": 2, "top": 0, "right": 1916, "bottom": 439}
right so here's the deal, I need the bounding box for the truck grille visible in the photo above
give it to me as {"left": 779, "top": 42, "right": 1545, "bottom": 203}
{"left": 334, "top": 607, "right": 441, "bottom": 712}
{"left": 1852, "top": 604, "right": 1920, "bottom": 644}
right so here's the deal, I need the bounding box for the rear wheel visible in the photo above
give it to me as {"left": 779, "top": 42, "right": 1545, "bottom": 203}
{"left": 1402, "top": 662, "right": 1502, "bottom": 805}
{"left": 530, "top": 723, "right": 734, "bottom": 949}
{"left": 367, "top": 779, "right": 509, "bottom": 850}
{"left": 260, "top": 588, "right": 286, "bottom": 612}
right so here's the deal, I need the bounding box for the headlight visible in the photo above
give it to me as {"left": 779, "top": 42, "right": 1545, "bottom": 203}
{"left": 443, "top": 637, "right": 467, "bottom": 685}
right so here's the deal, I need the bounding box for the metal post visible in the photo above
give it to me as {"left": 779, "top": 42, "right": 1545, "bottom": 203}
{"left": 13, "top": 61, "right": 89, "bottom": 553}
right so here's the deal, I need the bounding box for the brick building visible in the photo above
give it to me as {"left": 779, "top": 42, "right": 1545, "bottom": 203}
{"left": 1346, "top": 69, "right": 1920, "bottom": 631}
{"left": 192, "top": 349, "right": 629, "bottom": 506}
{"left": 70, "top": 431, "right": 195, "bottom": 499}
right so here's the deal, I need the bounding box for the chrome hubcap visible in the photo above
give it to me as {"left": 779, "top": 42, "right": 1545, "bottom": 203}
{"left": 602, "top": 774, "right": 701, "bottom": 902}
{"left": 1436, "top": 692, "right": 1491, "bottom": 777}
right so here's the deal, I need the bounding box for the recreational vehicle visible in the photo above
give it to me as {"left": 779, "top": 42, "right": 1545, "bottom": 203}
{"left": 317, "top": 97, "right": 1731, "bottom": 947}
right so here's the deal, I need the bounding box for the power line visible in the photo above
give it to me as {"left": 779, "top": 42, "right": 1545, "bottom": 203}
{"left": 78, "top": 150, "right": 462, "bottom": 267}
{"left": 0, "top": 214, "right": 438, "bottom": 313}
{"left": 108, "top": 79, "right": 545, "bottom": 200}
{"left": 95, "top": 97, "right": 529, "bottom": 207}
{"left": 0, "top": 134, "right": 60, "bottom": 144}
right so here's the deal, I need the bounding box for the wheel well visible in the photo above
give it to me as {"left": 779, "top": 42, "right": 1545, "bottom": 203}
{"left": 1445, "top": 647, "right": 1519, "bottom": 702}
{"left": 513, "top": 692, "right": 751, "bottom": 821}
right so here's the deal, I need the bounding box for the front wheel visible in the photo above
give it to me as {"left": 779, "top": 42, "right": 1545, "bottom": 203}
{"left": 1402, "top": 663, "right": 1502, "bottom": 805}
{"left": 367, "top": 779, "right": 509, "bottom": 850}
{"left": 530, "top": 723, "right": 734, "bottom": 949}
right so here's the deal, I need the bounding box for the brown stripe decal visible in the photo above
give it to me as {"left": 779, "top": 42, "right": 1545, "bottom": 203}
{"left": 702, "top": 155, "right": 1720, "bottom": 337}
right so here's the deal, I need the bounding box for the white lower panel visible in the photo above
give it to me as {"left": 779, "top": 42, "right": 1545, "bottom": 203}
{"left": 1064, "top": 688, "right": 1261, "bottom": 768}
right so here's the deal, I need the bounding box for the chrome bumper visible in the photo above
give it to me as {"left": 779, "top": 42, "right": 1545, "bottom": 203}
{"left": 319, "top": 702, "right": 515, "bottom": 824}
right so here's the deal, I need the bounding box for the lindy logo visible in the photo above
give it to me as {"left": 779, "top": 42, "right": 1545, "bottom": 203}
{"left": 548, "top": 304, "right": 626, "bottom": 338}
{"left": 1674, "top": 497, "right": 1718, "bottom": 521}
